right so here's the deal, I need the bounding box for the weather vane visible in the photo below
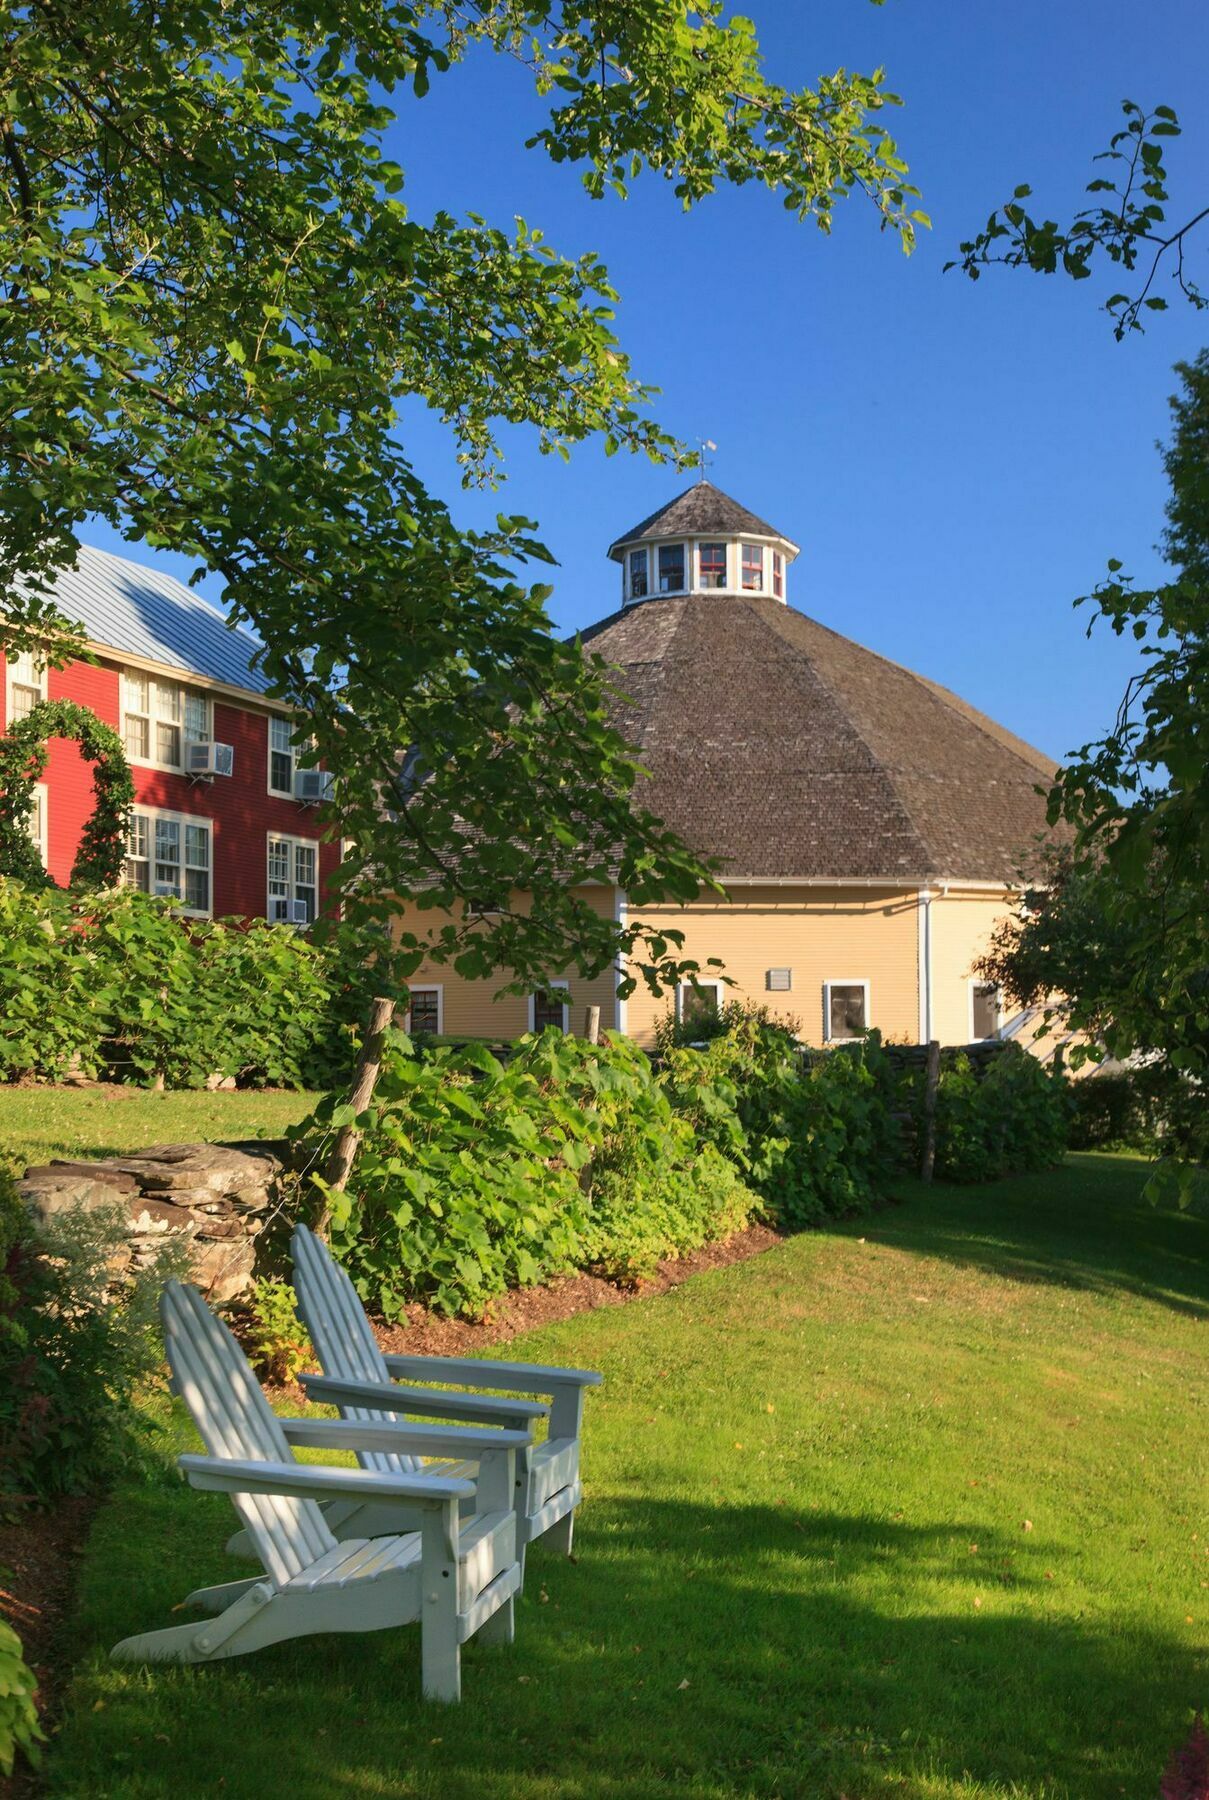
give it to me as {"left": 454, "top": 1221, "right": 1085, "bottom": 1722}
{"left": 696, "top": 437, "right": 716, "bottom": 482}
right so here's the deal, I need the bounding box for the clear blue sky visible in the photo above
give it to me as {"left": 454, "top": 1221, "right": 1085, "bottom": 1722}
{"left": 87, "top": 0, "right": 1208, "bottom": 762}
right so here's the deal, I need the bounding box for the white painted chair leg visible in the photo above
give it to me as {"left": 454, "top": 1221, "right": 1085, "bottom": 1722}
{"left": 420, "top": 1507, "right": 461, "bottom": 1703}
{"left": 544, "top": 1507, "right": 575, "bottom": 1556}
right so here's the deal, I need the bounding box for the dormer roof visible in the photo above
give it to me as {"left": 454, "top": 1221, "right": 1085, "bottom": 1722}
{"left": 608, "top": 481, "right": 798, "bottom": 561}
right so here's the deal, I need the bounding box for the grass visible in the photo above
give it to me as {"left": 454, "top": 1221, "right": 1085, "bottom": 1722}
{"left": 0, "top": 1083, "right": 320, "bottom": 1169}
{"left": 45, "top": 1154, "right": 1209, "bottom": 1799}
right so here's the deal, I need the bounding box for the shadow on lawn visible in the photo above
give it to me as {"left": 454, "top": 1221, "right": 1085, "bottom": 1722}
{"left": 872, "top": 1155, "right": 1209, "bottom": 1322}
{"left": 60, "top": 1488, "right": 1203, "bottom": 1799}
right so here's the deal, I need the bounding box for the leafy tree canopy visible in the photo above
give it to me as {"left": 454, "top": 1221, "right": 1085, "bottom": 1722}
{"left": 0, "top": 1, "right": 925, "bottom": 996}
{"left": 981, "top": 354, "right": 1209, "bottom": 1194}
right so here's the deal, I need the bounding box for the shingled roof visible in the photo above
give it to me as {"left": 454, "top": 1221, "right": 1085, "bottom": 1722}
{"left": 608, "top": 481, "right": 794, "bottom": 559}
{"left": 580, "top": 594, "right": 1057, "bottom": 883}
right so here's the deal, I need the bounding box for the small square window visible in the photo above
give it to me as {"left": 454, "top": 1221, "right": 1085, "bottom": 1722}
{"left": 628, "top": 548, "right": 649, "bottom": 600}
{"left": 742, "top": 544, "right": 764, "bottom": 592}
{"left": 699, "top": 543, "right": 727, "bottom": 589}
{"left": 825, "top": 982, "right": 868, "bottom": 1040}
{"left": 408, "top": 989, "right": 441, "bottom": 1035}
{"left": 658, "top": 544, "right": 685, "bottom": 593}
{"left": 677, "top": 981, "right": 721, "bottom": 1027}
{"left": 532, "top": 987, "right": 568, "bottom": 1033}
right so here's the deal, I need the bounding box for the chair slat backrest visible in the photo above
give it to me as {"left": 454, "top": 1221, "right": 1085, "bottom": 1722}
{"left": 161, "top": 1282, "right": 337, "bottom": 1586}
{"left": 291, "top": 1227, "right": 421, "bottom": 1475}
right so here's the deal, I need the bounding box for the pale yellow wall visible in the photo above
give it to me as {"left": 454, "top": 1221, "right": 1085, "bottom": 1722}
{"left": 387, "top": 879, "right": 1023, "bottom": 1053}
{"left": 389, "top": 885, "right": 619, "bottom": 1039}
{"left": 926, "top": 889, "right": 1014, "bottom": 1045}
{"left": 622, "top": 886, "right": 920, "bottom": 1048}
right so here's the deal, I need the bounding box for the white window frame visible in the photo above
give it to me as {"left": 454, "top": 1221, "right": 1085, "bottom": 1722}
{"left": 266, "top": 830, "right": 320, "bottom": 924}
{"left": 28, "top": 782, "right": 48, "bottom": 865}
{"left": 121, "top": 670, "right": 211, "bottom": 771}
{"left": 528, "top": 979, "right": 569, "bottom": 1034}
{"left": 697, "top": 540, "right": 729, "bottom": 590}
{"left": 772, "top": 549, "right": 784, "bottom": 600}
{"left": 657, "top": 541, "right": 687, "bottom": 595}
{"left": 267, "top": 713, "right": 298, "bottom": 797}
{"left": 405, "top": 984, "right": 444, "bottom": 1036}
{"left": 124, "top": 805, "right": 214, "bottom": 917}
{"left": 5, "top": 649, "right": 45, "bottom": 724}
{"left": 741, "top": 542, "right": 766, "bottom": 593}
{"left": 823, "top": 978, "right": 871, "bottom": 1043}
{"left": 627, "top": 546, "right": 650, "bottom": 602}
{"left": 675, "top": 978, "right": 723, "bottom": 1024}
{"left": 969, "top": 979, "right": 1002, "bottom": 1042}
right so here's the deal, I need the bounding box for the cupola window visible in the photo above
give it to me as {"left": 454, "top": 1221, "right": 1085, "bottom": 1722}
{"left": 741, "top": 544, "right": 764, "bottom": 591}
{"left": 699, "top": 543, "right": 727, "bottom": 589}
{"left": 772, "top": 550, "right": 784, "bottom": 599}
{"left": 658, "top": 543, "right": 685, "bottom": 593}
{"left": 628, "top": 548, "right": 649, "bottom": 600}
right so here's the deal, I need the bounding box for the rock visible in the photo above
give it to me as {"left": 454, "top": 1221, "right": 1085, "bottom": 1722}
{"left": 17, "top": 1141, "right": 287, "bottom": 1303}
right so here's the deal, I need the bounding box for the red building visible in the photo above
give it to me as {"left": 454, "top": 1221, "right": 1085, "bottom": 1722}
{"left": 1, "top": 545, "right": 339, "bottom": 921}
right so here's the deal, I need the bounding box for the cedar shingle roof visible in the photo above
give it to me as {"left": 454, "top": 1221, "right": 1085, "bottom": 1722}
{"left": 608, "top": 481, "right": 794, "bottom": 559}
{"left": 580, "top": 594, "right": 1057, "bottom": 883}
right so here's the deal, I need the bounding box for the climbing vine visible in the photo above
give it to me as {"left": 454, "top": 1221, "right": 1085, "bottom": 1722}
{"left": 0, "top": 699, "right": 133, "bottom": 889}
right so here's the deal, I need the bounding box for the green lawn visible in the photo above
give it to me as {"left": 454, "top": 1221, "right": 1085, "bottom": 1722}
{"left": 0, "top": 1084, "right": 320, "bottom": 1169}
{"left": 46, "top": 1155, "right": 1208, "bottom": 1799}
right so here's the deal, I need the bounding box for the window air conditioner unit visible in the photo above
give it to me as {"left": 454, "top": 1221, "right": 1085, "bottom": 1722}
{"left": 289, "top": 899, "right": 310, "bottom": 926}
{"left": 293, "top": 768, "right": 334, "bottom": 805}
{"left": 187, "top": 740, "right": 234, "bottom": 777}
{"left": 153, "top": 882, "right": 177, "bottom": 899}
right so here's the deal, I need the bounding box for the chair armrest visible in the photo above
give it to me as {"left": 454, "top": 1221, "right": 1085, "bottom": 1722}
{"left": 381, "top": 1352, "right": 603, "bottom": 1397}
{"left": 279, "top": 1417, "right": 533, "bottom": 1456}
{"left": 178, "top": 1453, "right": 473, "bottom": 1504}
{"left": 300, "top": 1372, "right": 549, "bottom": 1426}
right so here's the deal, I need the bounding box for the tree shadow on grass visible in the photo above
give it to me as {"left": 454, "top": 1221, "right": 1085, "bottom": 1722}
{"left": 868, "top": 1156, "right": 1209, "bottom": 1322}
{"left": 53, "top": 1486, "right": 1204, "bottom": 1800}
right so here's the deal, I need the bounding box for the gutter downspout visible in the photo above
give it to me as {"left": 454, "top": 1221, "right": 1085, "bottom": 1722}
{"left": 614, "top": 888, "right": 628, "bottom": 1036}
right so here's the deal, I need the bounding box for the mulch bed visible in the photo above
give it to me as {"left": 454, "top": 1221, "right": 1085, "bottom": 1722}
{"left": 0, "top": 1221, "right": 783, "bottom": 1793}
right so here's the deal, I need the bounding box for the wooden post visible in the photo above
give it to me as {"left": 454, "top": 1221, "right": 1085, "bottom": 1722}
{"left": 920, "top": 1038, "right": 941, "bottom": 1183}
{"left": 316, "top": 994, "right": 396, "bottom": 1237}
{"left": 584, "top": 1004, "right": 601, "bottom": 1045}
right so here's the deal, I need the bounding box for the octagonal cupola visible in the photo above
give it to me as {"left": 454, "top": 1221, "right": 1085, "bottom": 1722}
{"left": 607, "top": 479, "right": 800, "bottom": 608}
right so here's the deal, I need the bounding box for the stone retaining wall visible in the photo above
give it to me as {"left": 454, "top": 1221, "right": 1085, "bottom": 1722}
{"left": 18, "top": 1141, "right": 288, "bottom": 1302}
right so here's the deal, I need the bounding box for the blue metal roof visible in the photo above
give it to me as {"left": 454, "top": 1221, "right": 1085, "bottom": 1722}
{"left": 33, "top": 545, "right": 271, "bottom": 695}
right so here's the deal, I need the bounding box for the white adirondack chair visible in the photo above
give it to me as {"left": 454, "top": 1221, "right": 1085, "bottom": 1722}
{"left": 111, "top": 1281, "right": 528, "bottom": 1701}
{"left": 288, "top": 1226, "right": 603, "bottom": 1566}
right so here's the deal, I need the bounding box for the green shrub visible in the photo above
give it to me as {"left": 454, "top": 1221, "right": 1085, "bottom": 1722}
{"left": 305, "top": 1029, "right": 759, "bottom": 1319}
{"left": 241, "top": 1277, "right": 313, "bottom": 1385}
{"left": 0, "top": 879, "right": 389, "bottom": 1090}
{"left": 924, "top": 1046, "right": 1069, "bottom": 1183}
{"left": 0, "top": 1619, "right": 42, "bottom": 1780}
{"left": 1068, "top": 1064, "right": 1183, "bottom": 1153}
{"left": 0, "top": 1174, "right": 187, "bottom": 1508}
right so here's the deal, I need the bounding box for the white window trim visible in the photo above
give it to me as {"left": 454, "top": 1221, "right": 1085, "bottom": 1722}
{"left": 121, "top": 670, "right": 211, "bottom": 772}
{"left": 405, "top": 984, "right": 444, "bottom": 1036}
{"left": 125, "top": 804, "right": 214, "bottom": 918}
{"left": 266, "top": 829, "right": 320, "bottom": 923}
{"left": 823, "top": 978, "right": 871, "bottom": 1043}
{"left": 626, "top": 546, "right": 651, "bottom": 603}
{"left": 968, "top": 978, "right": 1002, "bottom": 1042}
{"left": 656, "top": 540, "right": 688, "bottom": 596}
{"left": 528, "top": 979, "right": 569, "bottom": 1033}
{"left": 5, "top": 650, "right": 45, "bottom": 724}
{"left": 29, "top": 782, "right": 48, "bottom": 866}
{"left": 675, "top": 977, "right": 723, "bottom": 1023}
{"left": 740, "top": 541, "right": 766, "bottom": 594}
{"left": 266, "top": 713, "right": 297, "bottom": 798}
{"left": 697, "top": 539, "right": 730, "bottom": 591}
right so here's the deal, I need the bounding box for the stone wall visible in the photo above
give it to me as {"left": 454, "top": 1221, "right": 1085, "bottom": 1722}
{"left": 18, "top": 1141, "right": 288, "bottom": 1303}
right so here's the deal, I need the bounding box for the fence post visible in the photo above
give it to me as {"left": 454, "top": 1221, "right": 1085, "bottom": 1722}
{"left": 584, "top": 1004, "right": 601, "bottom": 1044}
{"left": 317, "top": 994, "right": 396, "bottom": 1235}
{"left": 920, "top": 1038, "right": 941, "bottom": 1182}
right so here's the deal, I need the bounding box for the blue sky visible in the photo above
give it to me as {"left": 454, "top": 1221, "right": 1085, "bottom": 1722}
{"left": 88, "top": 0, "right": 1208, "bottom": 762}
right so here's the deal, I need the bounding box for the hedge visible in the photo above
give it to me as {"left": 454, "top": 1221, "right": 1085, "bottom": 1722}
{"left": 0, "top": 877, "right": 387, "bottom": 1090}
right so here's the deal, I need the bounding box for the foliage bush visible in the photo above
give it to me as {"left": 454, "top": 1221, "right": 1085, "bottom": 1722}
{"left": 240, "top": 1277, "right": 313, "bottom": 1386}
{"left": 908, "top": 1046, "right": 1070, "bottom": 1184}
{"left": 0, "top": 1618, "right": 42, "bottom": 1780}
{"left": 1068, "top": 1063, "right": 1186, "bottom": 1153}
{"left": 662, "top": 1007, "right": 902, "bottom": 1227}
{"left": 0, "top": 1167, "right": 187, "bottom": 1508}
{"left": 0, "top": 879, "right": 387, "bottom": 1090}
{"left": 305, "top": 1028, "right": 760, "bottom": 1319}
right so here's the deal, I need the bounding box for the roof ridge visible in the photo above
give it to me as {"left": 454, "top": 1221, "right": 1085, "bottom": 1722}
{"left": 739, "top": 598, "right": 935, "bottom": 870}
